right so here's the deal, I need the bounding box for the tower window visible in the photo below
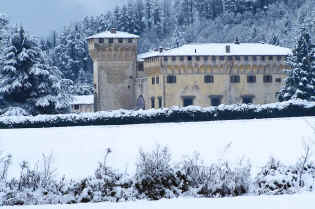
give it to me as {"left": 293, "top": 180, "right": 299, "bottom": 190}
{"left": 210, "top": 95, "right": 222, "bottom": 106}
{"left": 230, "top": 75, "right": 240, "bottom": 83}
{"left": 158, "top": 97, "right": 162, "bottom": 108}
{"left": 263, "top": 75, "right": 273, "bottom": 83}
{"left": 109, "top": 38, "right": 114, "bottom": 44}
{"left": 247, "top": 75, "right": 256, "bottom": 83}
{"left": 167, "top": 75, "right": 176, "bottom": 84}
{"left": 204, "top": 75, "right": 214, "bottom": 83}
{"left": 151, "top": 97, "right": 155, "bottom": 108}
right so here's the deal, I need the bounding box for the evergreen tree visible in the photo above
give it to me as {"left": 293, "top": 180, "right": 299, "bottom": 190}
{"left": 278, "top": 28, "right": 315, "bottom": 101}
{"left": 0, "top": 27, "right": 72, "bottom": 114}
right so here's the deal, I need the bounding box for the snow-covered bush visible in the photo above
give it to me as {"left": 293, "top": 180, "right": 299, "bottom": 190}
{"left": 254, "top": 158, "right": 299, "bottom": 195}
{"left": 135, "top": 145, "right": 182, "bottom": 200}
{"left": 1, "top": 100, "right": 315, "bottom": 129}
{"left": 197, "top": 160, "right": 251, "bottom": 198}
{"left": 1, "top": 107, "right": 30, "bottom": 117}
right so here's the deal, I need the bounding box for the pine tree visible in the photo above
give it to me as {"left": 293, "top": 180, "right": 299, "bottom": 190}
{"left": 0, "top": 27, "right": 72, "bottom": 114}
{"left": 278, "top": 28, "right": 315, "bottom": 101}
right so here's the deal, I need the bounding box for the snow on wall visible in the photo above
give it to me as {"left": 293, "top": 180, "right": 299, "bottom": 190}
{"left": 87, "top": 31, "right": 139, "bottom": 39}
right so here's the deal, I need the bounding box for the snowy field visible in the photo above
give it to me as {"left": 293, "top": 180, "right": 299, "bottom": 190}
{"left": 2, "top": 193, "right": 315, "bottom": 209}
{"left": 1, "top": 116, "right": 315, "bottom": 179}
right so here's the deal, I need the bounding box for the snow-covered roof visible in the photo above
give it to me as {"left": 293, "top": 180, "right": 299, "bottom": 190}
{"left": 87, "top": 31, "right": 139, "bottom": 39}
{"left": 137, "top": 50, "right": 162, "bottom": 62}
{"left": 139, "top": 43, "right": 291, "bottom": 59}
{"left": 71, "top": 95, "right": 94, "bottom": 105}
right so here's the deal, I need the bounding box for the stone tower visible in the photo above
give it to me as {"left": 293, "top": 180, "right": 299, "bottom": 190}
{"left": 87, "top": 28, "right": 139, "bottom": 111}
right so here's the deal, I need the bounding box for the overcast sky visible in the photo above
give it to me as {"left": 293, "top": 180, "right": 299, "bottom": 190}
{"left": 1, "top": 0, "right": 124, "bottom": 36}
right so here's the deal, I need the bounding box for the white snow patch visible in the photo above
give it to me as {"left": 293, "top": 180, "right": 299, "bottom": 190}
{"left": 1, "top": 116, "right": 315, "bottom": 179}
{"left": 2, "top": 193, "right": 315, "bottom": 209}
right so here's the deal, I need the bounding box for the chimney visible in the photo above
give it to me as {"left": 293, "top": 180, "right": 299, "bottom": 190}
{"left": 110, "top": 28, "right": 117, "bottom": 34}
{"left": 234, "top": 37, "right": 240, "bottom": 45}
{"left": 226, "top": 45, "right": 231, "bottom": 53}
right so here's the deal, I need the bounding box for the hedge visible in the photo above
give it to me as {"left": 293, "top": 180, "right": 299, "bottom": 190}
{"left": 1, "top": 100, "right": 315, "bottom": 129}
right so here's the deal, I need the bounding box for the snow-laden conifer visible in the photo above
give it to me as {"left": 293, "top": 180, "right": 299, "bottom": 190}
{"left": 0, "top": 27, "right": 72, "bottom": 115}
{"left": 278, "top": 28, "right": 315, "bottom": 101}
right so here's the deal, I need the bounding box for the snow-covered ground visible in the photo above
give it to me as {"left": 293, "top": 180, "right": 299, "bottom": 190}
{"left": 2, "top": 193, "right": 315, "bottom": 209}
{"left": 1, "top": 116, "right": 315, "bottom": 179}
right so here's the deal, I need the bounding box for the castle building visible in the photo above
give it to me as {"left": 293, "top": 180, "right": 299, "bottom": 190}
{"left": 88, "top": 29, "right": 291, "bottom": 111}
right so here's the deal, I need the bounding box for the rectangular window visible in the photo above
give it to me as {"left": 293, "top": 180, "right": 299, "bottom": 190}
{"left": 268, "top": 56, "right": 273, "bottom": 61}
{"left": 277, "top": 56, "right": 282, "bottom": 61}
{"left": 228, "top": 56, "right": 233, "bottom": 61}
{"left": 252, "top": 56, "right": 257, "bottom": 62}
{"left": 180, "top": 56, "right": 185, "bottom": 61}
{"left": 151, "top": 97, "right": 155, "bottom": 108}
{"left": 118, "top": 38, "right": 123, "bottom": 43}
{"left": 230, "top": 75, "right": 240, "bottom": 83}
{"left": 204, "top": 56, "right": 209, "bottom": 61}
{"left": 99, "top": 38, "right": 104, "bottom": 43}
{"left": 172, "top": 56, "right": 176, "bottom": 61}
{"left": 74, "top": 105, "right": 80, "bottom": 110}
{"left": 247, "top": 75, "right": 256, "bottom": 83}
{"left": 219, "top": 56, "right": 225, "bottom": 61}
{"left": 196, "top": 56, "right": 200, "bottom": 61}
{"left": 242, "top": 95, "right": 254, "bottom": 104}
{"left": 235, "top": 56, "right": 240, "bottom": 61}
{"left": 183, "top": 97, "right": 194, "bottom": 107}
{"left": 158, "top": 97, "right": 162, "bottom": 108}
{"left": 261, "top": 56, "right": 266, "bottom": 61}
{"left": 164, "top": 56, "right": 168, "bottom": 61}
{"left": 188, "top": 56, "right": 192, "bottom": 61}
{"left": 244, "top": 56, "right": 249, "bottom": 61}
{"left": 167, "top": 75, "right": 176, "bottom": 84}
{"left": 212, "top": 56, "right": 216, "bottom": 61}
{"left": 109, "top": 38, "right": 114, "bottom": 44}
{"left": 152, "top": 77, "right": 155, "bottom": 85}
{"left": 210, "top": 96, "right": 222, "bottom": 107}
{"left": 156, "top": 76, "right": 160, "bottom": 84}
{"left": 204, "top": 75, "right": 214, "bottom": 83}
{"left": 128, "top": 38, "right": 133, "bottom": 43}
{"left": 263, "top": 75, "right": 273, "bottom": 83}
{"left": 275, "top": 78, "right": 282, "bottom": 83}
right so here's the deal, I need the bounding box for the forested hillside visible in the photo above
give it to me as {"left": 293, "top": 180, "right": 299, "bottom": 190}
{"left": 43, "top": 0, "right": 314, "bottom": 84}
{"left": 0, "top": 0, "right": 314, "bottom": 114}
